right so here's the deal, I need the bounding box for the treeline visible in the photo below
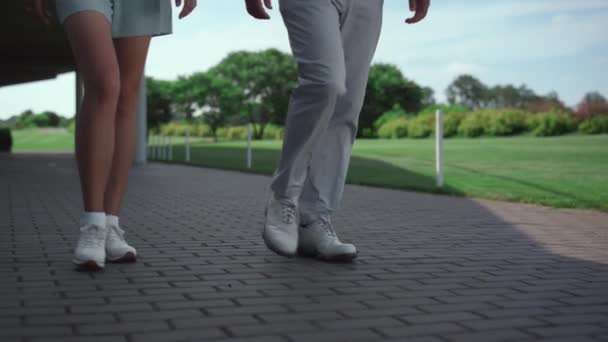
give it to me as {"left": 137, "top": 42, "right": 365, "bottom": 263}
{"left": 146, "top": 48, "right": 434, "bottom": 140}
{"left": 0, "top": 110, "right": 73, "bottom": 129}
{"left": 446, "top": 74, "right": 608, "bottom": 120}
{"left": 147, "top": 48, "right": 608, "bottom": 140}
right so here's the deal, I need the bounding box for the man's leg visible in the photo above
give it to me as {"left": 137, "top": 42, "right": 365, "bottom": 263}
{"left": 298, "top": 0, "right": 384, "bottom": 259}
{"left": 270, "top": 0, "right": 346, "bottom": 202}
{"left": 263, "top": 0, "right": 346, "bottom": 257}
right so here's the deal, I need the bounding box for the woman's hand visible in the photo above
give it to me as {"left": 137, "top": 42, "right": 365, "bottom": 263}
{"left": 245, "top": 0, "right": 273, "bottom": 20}
{"left": 176, "top": 0, "right": 197, "bottom": 19}
{"left": 406, "top": 0, "right": 430, "bottom": 24}
{"left": 30, "top": 0, "right": 52, "bottom": 25}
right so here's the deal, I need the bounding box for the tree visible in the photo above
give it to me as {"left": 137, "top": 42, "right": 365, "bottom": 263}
{"left": 146, "top": 77, "right": 174, "bottom": 131}
{"left": 446, "top": 74, "right": 488, "bottom": 110}
{"left": 211, "top": 49, "right": 297, "bottom": 139}
{"left": 187, "top": 71, "right": 243, "bottom": 141}
{"left": 421, "top": 87, "right": 436, "bottom": 107}
{"left": 580, "top": 91, "right": 607, "bottom": 105}
{"left": 15, "top": 110, "right": 35, "bottom": 129}
{"left": 38, "top": 111, "right": 62, "bottom": 127}
{"left": 576, "top": 91, "right": 608, "bottom": 120}
{"left": 525, "top": 91, "right": 571, "bottom": 114}
{"left": 360, "top": 63, "right": 424, "bottom": 137}
{"left": 172, "top": 76, "right": 198, "bottom": 121}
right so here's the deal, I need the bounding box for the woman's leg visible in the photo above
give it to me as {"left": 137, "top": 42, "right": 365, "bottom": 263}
{"left": 64, "top": 12, "right": 120, "bottom": 213}
{"left": 102, "top": 36, "right": 152, "bottom": 216}
{"left": 62, "top": 10, "right": 119, "bottom": 269}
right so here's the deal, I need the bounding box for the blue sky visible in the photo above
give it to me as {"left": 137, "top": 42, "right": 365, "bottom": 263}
{"left": 1, "top": 0, "right": 607, "bottom": 119}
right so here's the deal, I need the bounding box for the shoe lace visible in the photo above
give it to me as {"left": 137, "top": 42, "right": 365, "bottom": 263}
{"left": 80, "top": 225, "right": 105, "bottom": 247}
{"left": 108, "top": 225, "right": 126, "bottom": 242}
{"left": 319, "top": 218, "right": 337, "bottom": 238}
{"left": 279, "top": 200, "right": 297, "bottom": 224}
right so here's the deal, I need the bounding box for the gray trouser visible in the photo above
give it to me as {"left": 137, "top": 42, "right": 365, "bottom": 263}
{"left": 271, "top": 0, "right": 384, "bottom": 223}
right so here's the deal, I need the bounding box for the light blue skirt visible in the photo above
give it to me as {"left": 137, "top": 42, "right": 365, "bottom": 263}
{"left": 55, "top": 0, "right": 172, "bottom": 38}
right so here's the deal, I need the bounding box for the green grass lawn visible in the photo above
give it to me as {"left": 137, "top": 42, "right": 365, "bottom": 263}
{"left": 12, "top": 128, "right": 74, "bottom": 152}
{"left": 153, "top": 135, "right": 608, "bottom": 211}
{"left": 9, "top": 128, "right": 608, "bottom": 210}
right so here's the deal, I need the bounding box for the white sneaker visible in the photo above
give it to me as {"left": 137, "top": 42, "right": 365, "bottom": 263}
{"left": 105, "top": 224, "right": 137, "bottom": 263}
{"left": 298, "top": 218, "right": 357, "bottom": 262}
{"left": 73, "top": 224, "right": 108, "bottom": 270}
{"left": 263, "top": 195, "right": 299, "bottom": 257}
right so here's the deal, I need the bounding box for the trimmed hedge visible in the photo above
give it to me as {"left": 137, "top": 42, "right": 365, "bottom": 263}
{"left": 458, "top": 111, "right": 489, "bottom": 137}
{"left": 374, "top": 105, "right": 409, "bottom": 131}
{"left": 486, "top": 109, "right": 528, "bottom": 136}
{"left": 153, "top": 108, "right": 603, "bottom": 141}
{"left": 263, "top": 125, "right": 284, "bottom": 140}
{"left": 529, "top": 111, "right": 577, "bottom": 137}
{"left": 579, "top": 116, "right": 608, "bottom": 134}
{"left": 408, "top": 113, "right": 434, "bottom": 138}
{"left": 157, "top": 122, "right": 285, "bottom": 140}
{"left": 443, "top": 112, "right": 467, "bottom": 137}
{"left": 377, "top": 117, "right": 409, "bottom": 139}
{"left": 0, "top": 127, "right": 12, "bottom": 152}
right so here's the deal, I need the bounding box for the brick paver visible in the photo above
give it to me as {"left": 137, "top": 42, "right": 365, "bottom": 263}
{"left": 1, "top": 153, "right": 608, "bottom": 342}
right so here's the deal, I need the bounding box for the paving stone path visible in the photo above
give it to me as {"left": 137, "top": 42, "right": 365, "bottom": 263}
{"left": 1, "top": 153, "right": 607, "bottom": 342}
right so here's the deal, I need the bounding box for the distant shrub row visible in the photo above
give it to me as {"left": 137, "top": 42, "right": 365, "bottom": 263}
{"left": 156, "top": 122, "right": 284, "bottom": 140}
{"left": 153, "top": 105, "right": 607, "bottom": 141}
{"left": 376, "top": 105, "right": 608, "bottom": 139}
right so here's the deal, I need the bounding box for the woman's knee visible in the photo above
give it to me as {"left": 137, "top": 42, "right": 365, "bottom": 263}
{"left": 83, "top": 67, "right": 121, "bottom": 104}
{"left": 115, "top": 76, "right": 144, "bottom": 118}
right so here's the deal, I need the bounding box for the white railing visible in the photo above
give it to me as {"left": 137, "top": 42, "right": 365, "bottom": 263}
{"left": 435, "top": 110, "right": 444, "bottom": 188}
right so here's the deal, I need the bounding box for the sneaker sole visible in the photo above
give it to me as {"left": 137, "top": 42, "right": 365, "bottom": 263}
{"left": 262, "top": 230, "right": 296, "bottom": 258}
{"left": 297, "top": 248, "right": 358, "bottom": 263}
{"left": 106, "top": 252, "right": 137, "bottom": 263}
{"left": 73, "top": 259, "right": 104, "bottom": 271}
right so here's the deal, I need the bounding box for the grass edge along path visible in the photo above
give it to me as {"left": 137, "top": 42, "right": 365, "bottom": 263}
{"left": 150, "top": 135, "right": 608, "bottom": 212}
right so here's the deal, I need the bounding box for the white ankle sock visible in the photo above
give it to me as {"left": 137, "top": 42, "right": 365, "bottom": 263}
{"left": 80, "top": 212, "right": 106, "bottom": 227}
{"left": 106, "top": 215, "right": 119, "bottom": 227}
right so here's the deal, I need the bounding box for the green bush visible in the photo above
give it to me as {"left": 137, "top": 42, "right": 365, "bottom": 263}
{"left": 377, "top": 117, "right": 409, "bottom": 139}
{"left": 458, "top": 111, "right": 489, "bottom": 137}
{"left": 360, "top": 127, "right": 375, "bottom": 138}
{"left": 216, "top": 127, "right": 228, "bottom": 139}
{"left": 160, "top": 122, "right": 193, "bottom": 137}
{"left": 0, "top": 127, "right": 12, "bottom": 152}
{"left": 192, "top": 124, "right": 212, "bottom": 138}
{"left": 408, "top": 113, "right": 435, "bottom": 138}
{"left": 263, "top": 125, "right": 284, "bottom": 140}
{"left": 579, "top": 116, "right": 608, "bottom": 134}
{"left": 226, "top": 126, "right": 248, "bottom": 140}
{"left": 443, "top": 112, "right": 467, "bottom": 137}
{"left": 374, "top": 105, "right": 408, "bottom": 131}
{"left": 486, "top": 109, "right": 528, "bottom": 136}
{"left": 529, "top": 111, "right": 577, "bottom": 137}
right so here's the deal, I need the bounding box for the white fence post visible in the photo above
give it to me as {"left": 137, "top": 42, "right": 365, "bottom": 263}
{"left": 163, "top": 136, "right": 169, "bottom": 160}
{"left": 168, "top": 136, "right": 173, "bottom": 161}
{"left": 185, "top": 128, "right": 191, "bottom": 163}
{"left": 436, "top": 110, "right": 444, "bottom": 188}
{"left": 247, "top": 123, "right": 252, "bottom": 169}
{"left": 150, "top": 135, "right": 156, "bottom": 160}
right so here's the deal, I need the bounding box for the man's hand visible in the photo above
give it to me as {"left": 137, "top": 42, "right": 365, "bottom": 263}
{"left": 406, "top": 0, "right": 430, "bottom": 24}
{"left": 30, "top": 0, "right": 51, "bottom": 25}
{"left": 176, "top": 0, "right": 197, "bottom": 19}
{"left": 245, "top": 0, "right": 273, "bottom": 20}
